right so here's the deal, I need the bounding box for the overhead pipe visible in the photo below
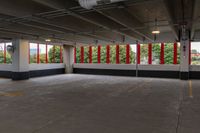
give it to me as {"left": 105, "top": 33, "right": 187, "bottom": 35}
{"left": 78, "top": 0, "right": 126, "bottom": 9}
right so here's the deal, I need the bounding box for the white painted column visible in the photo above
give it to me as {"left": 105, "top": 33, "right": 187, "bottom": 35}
{"left": 63, "top": 45, "right": 74, "bottom": 73}
{"left": 12, "top": 39, "right": 29, "bottom": 80}
{"left": 180, "top": 33, "right": 190, "bottom": 80}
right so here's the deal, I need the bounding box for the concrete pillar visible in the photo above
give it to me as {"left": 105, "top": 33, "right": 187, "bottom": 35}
{"left": 12, "top": 39, "right": 29, "bottom": 80}
{"left": 180, "top": 32, "right": 190, "bottom": 80}
{"left": 63, "top": 45, "right": 74, "bottom": 73}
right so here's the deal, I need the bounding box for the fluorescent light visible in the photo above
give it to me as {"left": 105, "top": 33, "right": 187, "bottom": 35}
{"left": 152, "top": 18, "right": 160, "bottom": 34}
{"left": 152, "top": 30, "right": 160, "bottom": 34}
{"left": 45, "top": 39, "right": 51, "bottom": 42}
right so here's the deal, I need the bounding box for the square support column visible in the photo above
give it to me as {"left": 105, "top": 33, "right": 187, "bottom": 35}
{"left": 63, "top": 45, "right": 74, "bottom": 73}
{"left": 180, "top": 33, "right": 190, "bottom": 80}
{"left": 12, "top": 39, "right": 29, "bottom": 80}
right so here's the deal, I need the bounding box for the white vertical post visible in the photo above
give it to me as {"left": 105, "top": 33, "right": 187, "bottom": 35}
{"left": 12, "top": 39, "right": 29, "bottom": 80}
{"left": 63, "top": 45, "right": 74, "bottom": 73}
{"left": 180, "top": 32, "right": 190, "bottom": 80}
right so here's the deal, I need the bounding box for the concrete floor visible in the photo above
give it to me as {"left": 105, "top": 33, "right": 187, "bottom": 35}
{"left": 0, "top": 74, "right": 199, "bottom": 133}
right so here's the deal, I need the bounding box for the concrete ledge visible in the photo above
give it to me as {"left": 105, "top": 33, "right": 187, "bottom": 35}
{"left": 74, "top": 68, "right": 180, "bottom": 78}
{"left": 0, "top": 68, "right": 65, "bottom": 79}
{"left": 74, "top": 64, "right": 180, "bottom": 71}
{"left": 0, "top": 64, "right": 12, "bottom": 71}
{"left": 190, "top": 65, "right": 200, "bottom": 71}
{"left": 29, "top": 64, "right": 65, "bottom": 71}
{"left": 30, "top": 68, "right": 65, "bottom": 78}
{"left": 74, "top": 64, "right": 137, "bottom": 70}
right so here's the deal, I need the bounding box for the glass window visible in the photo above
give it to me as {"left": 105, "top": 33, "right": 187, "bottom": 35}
{"left": 191, "top": 42, "right": 200, "bottom": 65}
{"left": 140, "top": 44, "right": 148, "bottom": 64}
{"left": 29, "top": 43, "right": 37, "bottom": 64}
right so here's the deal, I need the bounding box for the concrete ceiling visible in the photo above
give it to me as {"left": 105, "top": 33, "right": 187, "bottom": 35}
{"left": 0, "top": 0, "right": 199, "bottom": 45}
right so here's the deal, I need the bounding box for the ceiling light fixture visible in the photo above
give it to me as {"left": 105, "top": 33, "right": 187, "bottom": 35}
{"left": 45, "top": 39, "right": 51, "bottom": 42}
{"left": 152, "top": 19, "right": 160, "bottom": 34}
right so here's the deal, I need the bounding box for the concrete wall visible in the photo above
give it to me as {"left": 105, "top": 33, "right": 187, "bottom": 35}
{"left": 73, "top": 64, "right": 181, "bottom": 79}
{"left": 29, "top": 64, "right": 65, "bottom": 71}
{"left": 190, "top": 65, "right": 200, "bottom": 71}
{"left": 74, "top": 64, "right": 180, "bottom": 71}
{"left": 0, "top": 63, "right": 65, "bottom": 79}
{"left": 0, "top": 64, "right": 13, "bottom": 71}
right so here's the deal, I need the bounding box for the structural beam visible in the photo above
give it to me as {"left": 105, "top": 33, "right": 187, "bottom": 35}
{"left": 163, "top": 0, "right": 179, "bottom": 41}
{"left": 191, "top": 0, "right": 200, "bottom": 39}
{"left": 95, "top": 9, "right": 153, "bottom": 42}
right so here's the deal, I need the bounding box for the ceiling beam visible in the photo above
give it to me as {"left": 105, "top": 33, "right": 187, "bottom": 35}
{"left": 191, "top": 0, "right": 200, "bottom": 39}
{"left": 95, "top": 8, "right": 153, "bottom": 42}
{"left": 32, "top": 0, "right": 65, "bottom": 9}
{"left": 66, "top": 11, "right": 143, "bottom": 42}
{"left": 162, "top": 0, "right": 179, "bottom": 41}
{"left": 31, "top": 0, "right": 142, "bottom": 42}
{"left": 32, "top": 0, "right": 79, "bottom": 9}
{"left": 0, "top": 26, "right": 108, "bottom": 44}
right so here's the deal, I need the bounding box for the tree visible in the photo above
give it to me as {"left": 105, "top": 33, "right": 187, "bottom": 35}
{"left": 40, "top": 54, "right": 46, "bottom": 63}
{"left": 76, "top": 43, "right": 180, "bottom": 64}
{"left": 76, "top": 45, "right": 135, "bottom": 64}
{"left": 141, "top": 43, "right": 181, "bottom": 64}
{"left": 48, "top": 46, "right": 62, "bottom": 63}
{"left": 0, "top": 51, "right": 12, "bottom": 64}
{"left": 152, "top": 44, "right": 161, "bottom": 64}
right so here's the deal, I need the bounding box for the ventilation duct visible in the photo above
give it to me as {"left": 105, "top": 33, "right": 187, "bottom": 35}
{"left": 78, "top": 0, "right": 126, "bottom": 9}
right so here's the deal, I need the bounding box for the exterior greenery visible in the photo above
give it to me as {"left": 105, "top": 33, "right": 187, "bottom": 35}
{"left": 0, "top": 51, "right": 12, "bottom": 64}
{"left": 191, "top": 49, "right": 200, "bottom": 65}
{"left": 76, "top": 45, "right": 135, "bottom": 64}
{"left": 48, "top": 46, "right": 62, "bottom": 63}
{"left": 76, "top": 43, "right": 180, "bottom": 64}
{"left": 30, "top": 45, "right": 62, "bottom": 64}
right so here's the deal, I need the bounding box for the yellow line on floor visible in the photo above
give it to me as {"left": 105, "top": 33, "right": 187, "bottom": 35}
{"left": 0, "top": 91, "right": 23, "bottom": 97}
{"left": 189, "top": 80, "right": 193, "bottom": 98}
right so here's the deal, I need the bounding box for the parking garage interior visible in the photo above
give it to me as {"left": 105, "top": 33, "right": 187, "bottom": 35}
{"left": 0, "top": 0, "right": 200, "bottom": 133}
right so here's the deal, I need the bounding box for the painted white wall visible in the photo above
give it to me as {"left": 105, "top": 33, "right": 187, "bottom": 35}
{"left": 74, "top": 64, "right": 180, "bottom": 71}
{"left": 138, "top": 65, "right": 180, "bottom": 71}
{"left": 0, "top": 64, "right": 13, "bottom": 71}
{"left": 180, "top": 37, "right": 190, "bottom": 72}
{"left": 12, "top": 39, "right": 29, "bottom": 72}
{"left": 29, "top": 64, "right": 65, "bottom": 71}
{"left": 74, "top": 64, "right": 137, "bottom": 70}
{"left": 190, "top": 65, "right": 200, "bottom": 71}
